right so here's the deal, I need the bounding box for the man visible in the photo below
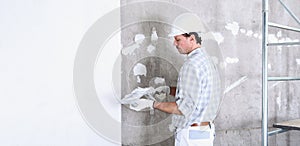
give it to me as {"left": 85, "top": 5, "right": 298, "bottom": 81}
{"left": 131, "top": 13, "right": 221, "bottom": 146}
{"left": 156, "top": 13, "right": 222, "bottom": 146}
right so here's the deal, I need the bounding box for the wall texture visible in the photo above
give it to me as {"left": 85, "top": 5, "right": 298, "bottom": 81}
{"left": 121, "top": 0, "right": 300, "bottom": 145}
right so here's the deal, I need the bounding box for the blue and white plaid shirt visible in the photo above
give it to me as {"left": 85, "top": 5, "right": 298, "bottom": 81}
{"left": 170, "top": 47, "right": 221, "bottom": 131}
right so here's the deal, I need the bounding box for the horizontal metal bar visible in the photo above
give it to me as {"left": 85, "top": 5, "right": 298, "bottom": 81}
{"left": 268, "top": 77, "right": 300, "bottom": 81}
{"left": 268, "top": 128, "right": 289, "bottom": 136}
{"left": 268, "top": 22, "right": 300, "bottom": 32}
{"left": 268, "top": 42, "right": 300, "bottom": 46}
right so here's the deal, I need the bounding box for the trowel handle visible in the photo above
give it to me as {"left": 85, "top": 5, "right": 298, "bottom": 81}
{"left": 170, "top": 86, "right": 177, "bottom": 96}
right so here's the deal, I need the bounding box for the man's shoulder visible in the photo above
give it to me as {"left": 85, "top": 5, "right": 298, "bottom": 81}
{"left": 187, "top": 54, "right": 209, "bottom": 68}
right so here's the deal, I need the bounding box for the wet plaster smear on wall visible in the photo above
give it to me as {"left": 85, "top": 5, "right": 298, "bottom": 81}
{"left": 121, "top": 0, "right": 300, "bottom": 145}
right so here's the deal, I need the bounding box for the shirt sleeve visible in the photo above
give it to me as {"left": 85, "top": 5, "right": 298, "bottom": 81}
{"left": 176, "top": 63, "right": 210, "bottom": 119}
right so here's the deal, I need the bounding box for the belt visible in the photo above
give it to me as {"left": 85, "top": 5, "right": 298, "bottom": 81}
{"left": 191, "top": 122, "right": 210, "bottom": 127}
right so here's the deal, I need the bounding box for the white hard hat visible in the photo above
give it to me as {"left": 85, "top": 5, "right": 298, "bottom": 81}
{"left": 168, "top": 13, "right": 206, "bottom": 37}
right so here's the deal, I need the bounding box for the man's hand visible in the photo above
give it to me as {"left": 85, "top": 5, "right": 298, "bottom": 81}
{"left": 130, "top": 99, "right": 154, "bottom": 111}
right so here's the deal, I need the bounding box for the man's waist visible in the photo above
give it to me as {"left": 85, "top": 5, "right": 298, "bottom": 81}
{"left": 190, "top": 121, "right": 211, "bottom": 127}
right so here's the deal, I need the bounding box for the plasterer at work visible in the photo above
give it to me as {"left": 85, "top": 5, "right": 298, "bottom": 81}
{"left": 122, "top": 13, "right": 222, "bottom": 146}
{"left": 121, "top": 85, "right": 170, "bottom": 112}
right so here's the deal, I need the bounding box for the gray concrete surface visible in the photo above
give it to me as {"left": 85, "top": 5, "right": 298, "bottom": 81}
{"left": 121, "top": 0, "right": 300, "bottom": 145}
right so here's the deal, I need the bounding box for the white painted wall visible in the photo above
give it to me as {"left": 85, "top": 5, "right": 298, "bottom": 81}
{"left": 0, "top": 0, "right": 120, "bottom": 145}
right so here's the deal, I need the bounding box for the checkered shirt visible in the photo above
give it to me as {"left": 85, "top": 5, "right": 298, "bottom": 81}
{"left": 170, "top": 47, "right": 221, "bottom": 131}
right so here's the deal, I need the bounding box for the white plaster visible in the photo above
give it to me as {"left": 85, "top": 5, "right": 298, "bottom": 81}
{"left": 240, "top": 28, "right": 246, "bottom": 34}
{"left": 278, "top": 38, "right": 285, "bottom": 43}
{"left": 285, "top": 37, "right": 292, "bottom": 42}
{"left": 154, "top": 86, "right": 169, "bottom": 94}
{"left": 151, "top": 27, "right": 158, "bottom": 42}
{"left": 133, "top": 63, "right": 147, "bottom": 76}
{"left": 270, "top": 82, "right": 281, "bottom": 89}
{"left": 276, "top": 91, "right": 282, "bottom": 110}
{"left": 212, "top": 32, "right": 224, "bottom": 44}
{"left": 246, "top": 30, "right": 253, "bottom": 37}
{"left": 258, "top": 34, "right": 262, "bottom": 40}
{"left": 147, "top": 44, "right": 156, "bottom": 53}
{"left": 201, "top": 32, "right": 215, "bottom": 40}
{"left": 122, "top": 43, "right": 140, "bottom": 55}
{"left": 279, "top": 37, "right": 299, "bottom": 43}
{"left": 253, "top": 33, "right": 259, "bottom": 38}
{"left": 225, "top": 57, "right": 239, "bottom": 64}
{"left": 225, "top": 22, "right": 240, "bottom": 36}
{"left": 129, "top": 99, "right": 151, "bottom": 111}
{"left": 268, "top": 63, "right": 272, "bottom": 70}
{"left": 211, "top": 56, "right": 219, "bottom": 65}
{"left": 277, "top": 47, "right": 282, "bottom": 53}
{"left": 133, "top": 63, "right": 146, "bottom": 83}
{"left": 224, "top": 76, "right": 248, "bottom": 94}
{"left": 296, "top": 59, "right": 300, "bottom": 65}
{"left": 134, "top": 34, "right": 145, "bottom": 44}
{"left": 155, "top": 93, "right": 167, "bottom": 101}
{"left": 276, "top": 31, "right": 282, "bottom": 38}
{"left": 268, "top": 34, "right": 278, "bottom": 43}
{"left": 154, "top": 77, "right": 165, "bottom": 85}
{"left": 220, "top": 62, "right": 227, "bottom": 69}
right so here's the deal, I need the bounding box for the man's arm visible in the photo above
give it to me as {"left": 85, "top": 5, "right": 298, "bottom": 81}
{"left": 153, "top": 101, "right": 182, "bottom": 115}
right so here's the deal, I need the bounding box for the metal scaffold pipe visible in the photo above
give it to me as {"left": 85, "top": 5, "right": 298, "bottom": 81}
{"left": 262, "top": 0, "right": 269, "bottom": 145}
{"left": 278, "top": 0, "right": 300, "bottom": 25}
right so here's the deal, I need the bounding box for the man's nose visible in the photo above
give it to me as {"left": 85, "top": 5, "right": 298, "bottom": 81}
{"left": 173, "top": 40, "right": 177, "bottom": 46}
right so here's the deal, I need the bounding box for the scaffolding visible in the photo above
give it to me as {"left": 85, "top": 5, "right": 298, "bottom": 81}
{"left": 262, "top": 0, "right": 300, "bottom": 145}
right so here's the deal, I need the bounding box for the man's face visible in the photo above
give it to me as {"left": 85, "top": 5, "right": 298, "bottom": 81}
{"left": 173, "top": 35, "right": 192, "bottom": 54}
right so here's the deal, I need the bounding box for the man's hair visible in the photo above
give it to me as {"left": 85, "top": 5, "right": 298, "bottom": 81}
{"left": 182, "top": 32, "right": 202, "bottom": 45}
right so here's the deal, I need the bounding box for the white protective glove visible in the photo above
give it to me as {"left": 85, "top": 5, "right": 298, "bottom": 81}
{"left": 129, "top": 99, "right": 154, "bottom": 111}
{"left": 120, "top": 87, "right": 155, "bottom": 104}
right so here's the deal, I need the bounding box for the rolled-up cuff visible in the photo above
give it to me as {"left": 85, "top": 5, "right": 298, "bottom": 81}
{"left": 176, "top": 98, "right": 193, "bottom": 118}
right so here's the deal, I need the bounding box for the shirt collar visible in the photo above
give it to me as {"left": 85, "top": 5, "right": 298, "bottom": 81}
{"left": 187, "top": 47, "right": 203, "bottom": 58}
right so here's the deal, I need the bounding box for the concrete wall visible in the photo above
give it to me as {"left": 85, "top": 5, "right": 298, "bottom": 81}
{"left": 121, "top": 0, "right": 300, "bottom": 145}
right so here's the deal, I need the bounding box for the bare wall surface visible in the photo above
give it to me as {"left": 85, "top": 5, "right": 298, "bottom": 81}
{"left": 121, "top": 0, "right": 300, "bottom": 145}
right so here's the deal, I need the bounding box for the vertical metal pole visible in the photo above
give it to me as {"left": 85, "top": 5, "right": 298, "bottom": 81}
{"left": 262, "top": 0, "right": 269, "bottom": 145}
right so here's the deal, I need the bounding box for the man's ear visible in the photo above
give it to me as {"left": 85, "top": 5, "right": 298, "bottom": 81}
{"left": 189, "top": 34, "right": 196, "bottom": 42}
